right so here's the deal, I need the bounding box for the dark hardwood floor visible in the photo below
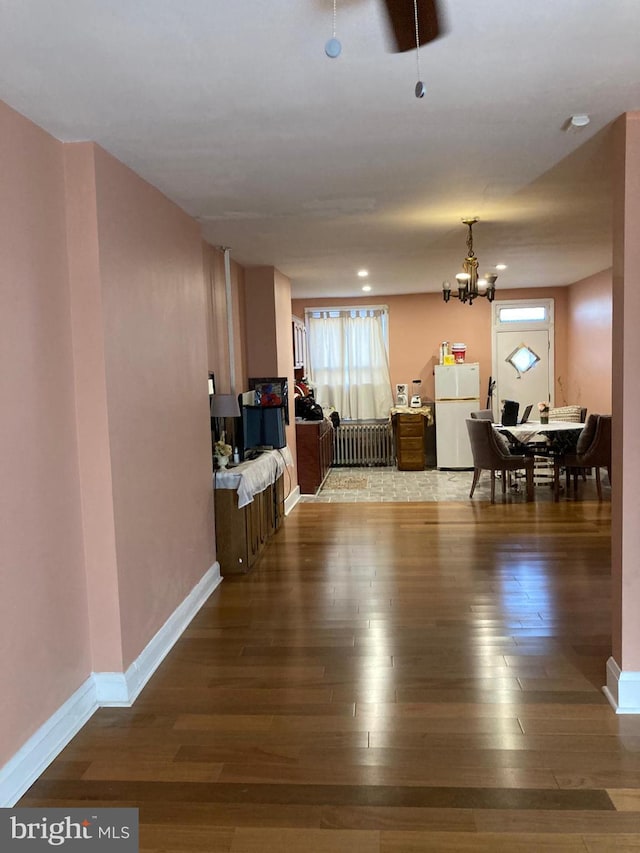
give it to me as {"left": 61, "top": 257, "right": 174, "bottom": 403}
{"left": 21, "top": 500, "right": 640, "bottom": 852}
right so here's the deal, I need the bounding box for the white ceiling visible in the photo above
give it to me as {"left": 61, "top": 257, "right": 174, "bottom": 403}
{"left": 1, "top": 1, "right": 639, "bottom": 298}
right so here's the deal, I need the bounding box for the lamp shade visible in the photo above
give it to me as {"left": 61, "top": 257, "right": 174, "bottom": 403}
{"left": 210, "top": 393, "right": 240, "bottom": 418}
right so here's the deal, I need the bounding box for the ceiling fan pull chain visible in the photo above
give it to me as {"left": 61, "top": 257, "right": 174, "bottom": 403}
{"left": 414, "top": 0, "right": 425, "bottom": 98}
{"left": 325, "top": 0, "right": 342, "bottom": 58}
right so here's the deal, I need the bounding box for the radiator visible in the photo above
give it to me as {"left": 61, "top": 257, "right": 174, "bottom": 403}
{"left": 333, "top": 421, "right": 395, "bottom": 467}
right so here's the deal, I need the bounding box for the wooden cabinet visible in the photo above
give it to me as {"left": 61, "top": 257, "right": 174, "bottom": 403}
{"left": 395, "top": 413, "right": 426, "bottom": 470}
{"left": 296, "top": 418, "right": 334, "bottom": 494}
{"left": 214, "top": 474, "right": 284, "bottom": 574}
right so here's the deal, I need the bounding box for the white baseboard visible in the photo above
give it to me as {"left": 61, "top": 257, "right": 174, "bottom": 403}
{"left": 0, "top": 562, "right": 221, "bottom": 807}
{"left": 94, "top": 561, "right": 222, "bottom": 706}
{"left": 0, "top": 678, "right": 98, "bottom": 808}
{"left": 285, "top": 485, "right": 301, "bottom": 515}
{"left": 603, "top": 656, "right": 640, "bottom": 714}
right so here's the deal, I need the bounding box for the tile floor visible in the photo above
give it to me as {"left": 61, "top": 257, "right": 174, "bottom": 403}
{"left": 302, "top": 464, "right": 611, "bottom": 503}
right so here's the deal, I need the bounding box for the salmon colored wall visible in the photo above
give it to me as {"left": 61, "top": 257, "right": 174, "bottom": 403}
{"left": 231, "top": 258, "right": 248, "bottom": 392}
{"left": 92, "top": 145, "right": 215, "bottom": 668}
{"left": 64, "top": 143, "right": 124, "bottom": 672}
{"left": 0, "top": 103, "right": 90, "bottom": 765}
{"left": 566, "top": 270, "right": 612, "bottom": 415}
{"left": 245, "top": 268, "right": 278, "bottom": 372}
{"left": 203, "top": 246, "right": 247, "bottom": 395}
{"left": 293, "top": 286, "right": 569, "bottom": 407}
{"left": 204, "top": 245, "right": 223, "bottom": 380}
{"left": 245, "top": 267, "right": 298, "bottom": 478}
{"left": 611, "top": 112, "right": 640, "bottom": 672}
{"left": 275, "top": 268, "right": 298, "bottom": 442}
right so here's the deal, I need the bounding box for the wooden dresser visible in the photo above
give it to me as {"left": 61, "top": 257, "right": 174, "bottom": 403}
{"left": 296, "top": 418, "right": 334, "bottom": 494}
{"left": 395, "top": 412, "right": 426, "bottom": 470}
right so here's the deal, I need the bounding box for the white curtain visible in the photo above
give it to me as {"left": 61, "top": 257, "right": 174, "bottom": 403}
{"left": 306, "top": 307, "right": 394, "bottom": 420}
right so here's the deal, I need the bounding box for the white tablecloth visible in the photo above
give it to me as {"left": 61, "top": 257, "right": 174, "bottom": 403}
{"left": 496, "top": 420, "right": 584, "bottom": 444}
{"left": 213, "top": 446, "right": 293, "bottom": 508}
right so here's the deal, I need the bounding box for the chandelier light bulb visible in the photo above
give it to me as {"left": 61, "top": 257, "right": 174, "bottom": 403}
{"left": 444, "top": 219, "right": 498, "bottom": 305}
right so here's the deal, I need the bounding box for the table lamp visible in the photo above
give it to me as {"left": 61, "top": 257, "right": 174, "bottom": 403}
{"left": 210, "top": 393, "right": 241, "bottom": 449}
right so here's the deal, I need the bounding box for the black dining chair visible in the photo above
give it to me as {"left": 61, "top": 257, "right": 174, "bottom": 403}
{"left": 466, "top": 419, "right": 534, "bottom": 503}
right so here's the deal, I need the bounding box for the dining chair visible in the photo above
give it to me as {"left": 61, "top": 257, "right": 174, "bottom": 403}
{"left": 470, "top": 410, "right": 494, "bottom": 421}
{"left": 466, "top": 419, "right": 534, "bottom": 503}
{"left": 539, "top": 405, "right": 586, "bottom": 487}
{"left": 553, "top": 414, "right": 611, "bottom": 501}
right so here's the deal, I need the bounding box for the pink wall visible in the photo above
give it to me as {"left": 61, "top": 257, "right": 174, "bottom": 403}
{"left": 566, "top": 270, "right": 613, "bottom": 415}
{"left": 293, "top": 286, "right": 570, "bottom": 407}
{"left": 64, "top": 143, "right": 124, "bottom": 672}
{"left": 204, "top": 246, "right": 225, "bottom": 382}
{"left": 0, "top": 103, "right": 90, "bottom": 764}
{"left": 275, "top": 268, "right": 298, "bottom": 441}
{"left": 92, "top": 145, "right": 215, "bottom": 668}
{"left": 245, "top": 267, "right": 298, "bottom": 473}
{"left": 611, "top": 112, "right": 640, "bottom": 671}
{"left": 203, "top": 246, "right": 247, "bottom": 394}
{"left": 244, "top": 268, "right": 278, "bottom": 372}
{"left": 1, "top": 99, "right": 218, "bottom": 769}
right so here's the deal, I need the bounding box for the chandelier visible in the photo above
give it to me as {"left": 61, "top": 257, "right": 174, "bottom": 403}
{"left": 442, "top": 218, "right": 498, "bottom": 304}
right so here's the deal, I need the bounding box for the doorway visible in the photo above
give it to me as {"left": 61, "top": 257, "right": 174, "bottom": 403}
{"left": 491, "top": 299, "right": 554, "bottom": 419}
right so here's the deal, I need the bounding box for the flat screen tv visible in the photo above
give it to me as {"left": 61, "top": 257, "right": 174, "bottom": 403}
{"left": 242, "top": 405, "right": 286, "bottom": 456}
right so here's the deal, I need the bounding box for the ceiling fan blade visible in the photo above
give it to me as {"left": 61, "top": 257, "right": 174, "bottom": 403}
{"left": 383, "top": 0, "right": 442, "bottom": 53}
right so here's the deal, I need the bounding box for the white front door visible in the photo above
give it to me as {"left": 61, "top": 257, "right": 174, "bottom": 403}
{"left": 492, "top": 300, "right": 554, "bottom": 420}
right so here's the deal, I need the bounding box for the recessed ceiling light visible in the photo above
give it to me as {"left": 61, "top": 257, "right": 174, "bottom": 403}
{"left": 357, "top": 269, "right": 369, "bottom": 278}
{"left": 362, "top": 285, "right": 372, "bottom": 292}
{"left": 496, "top": 263, "right": 507, "bottom": 270}
{"left": 570, "top": 114, "right": 590, "bottom": 128}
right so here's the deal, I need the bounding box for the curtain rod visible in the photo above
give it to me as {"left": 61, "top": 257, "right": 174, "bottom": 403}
{"left": 304, "top": 304, "right": 389, "bottom": 314}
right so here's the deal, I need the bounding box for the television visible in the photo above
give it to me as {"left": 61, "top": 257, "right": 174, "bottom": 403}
{"left": 241, "top": 405, "right": 286, "bottom": 457}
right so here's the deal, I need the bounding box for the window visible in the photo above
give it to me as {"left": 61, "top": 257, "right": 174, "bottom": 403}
{"left": 497, "top": 305, "right": 547, "bottom": 323}
{"left": 505, "top": 343, "right": 541, "bottom": 375}
{"left": 305, "top": 306, "right": 393, "bottom": 420}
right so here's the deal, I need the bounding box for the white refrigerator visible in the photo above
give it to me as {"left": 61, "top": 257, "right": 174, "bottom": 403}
{"left": 435, "top": 363, "right": 480, "bottom": 469}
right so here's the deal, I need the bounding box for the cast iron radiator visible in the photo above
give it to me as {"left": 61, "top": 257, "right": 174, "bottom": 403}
{"left": 333, "top": 421, "right": 395, "bottom": 467}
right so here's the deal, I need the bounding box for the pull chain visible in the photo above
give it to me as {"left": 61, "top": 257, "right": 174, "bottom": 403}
{"left": 414, "top": 0, "right": 425, "bottom": 98}
{"left": 325, "top": 0, "right": 342, "bottom": 58}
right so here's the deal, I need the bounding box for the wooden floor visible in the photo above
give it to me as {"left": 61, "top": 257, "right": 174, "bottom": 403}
{"left": 21, "top": 499, "right": 640, "bottom": 852}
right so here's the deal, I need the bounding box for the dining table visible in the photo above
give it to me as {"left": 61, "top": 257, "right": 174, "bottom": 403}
{"left": 495, "top": 420, "right": 585, "bottom": 445}
{"left": 494, "top": 420, "right": 586, "bottom": 493}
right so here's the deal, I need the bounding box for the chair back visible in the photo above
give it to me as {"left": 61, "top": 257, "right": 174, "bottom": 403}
{"left": 470, "top": 409, "right": 494, "bottom": 421}
{"left": 549, "top": 405, "right": 583, "bottom": 423}
{"left": 578, "top": 414, "right": 611, "bottom": 467}
{"left": 501, "top": 400, "right": 519, "bottom": 426}
{"left": 466, "top": 418, "right": 513, "bottom": 469}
